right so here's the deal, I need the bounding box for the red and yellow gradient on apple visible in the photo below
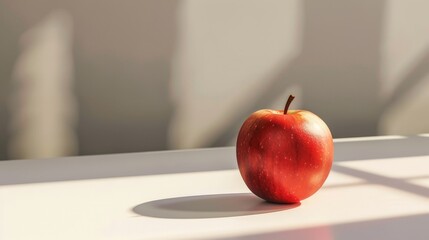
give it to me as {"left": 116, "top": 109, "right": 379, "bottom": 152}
{"left": 236, "top": 95, "right": 334, "bottom": 203}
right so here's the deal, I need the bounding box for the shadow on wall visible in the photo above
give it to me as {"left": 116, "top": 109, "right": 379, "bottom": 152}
{"left": 210, "top": 0, "right": 385, "bottom": 146}
{"left": 209, "top": 0, "right": 429, "bottom": 147}
{"left": 73, "top": 0, "right": 178, "bottom": 155}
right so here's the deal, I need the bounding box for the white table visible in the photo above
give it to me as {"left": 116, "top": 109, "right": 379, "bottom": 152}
{"left": 1, "top": 135, "right": 429, "bottom": 240}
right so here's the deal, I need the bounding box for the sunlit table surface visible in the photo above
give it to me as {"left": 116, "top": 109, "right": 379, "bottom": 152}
{"left": 1, "top": 135, "right": 429, "bottom": 240}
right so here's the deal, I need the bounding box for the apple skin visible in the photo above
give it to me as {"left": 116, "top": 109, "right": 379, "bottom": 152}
{"left": 236, "top": 109, "right": 333, "bottom": 203}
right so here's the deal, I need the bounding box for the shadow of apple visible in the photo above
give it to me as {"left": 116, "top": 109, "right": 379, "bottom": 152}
{"left": 132, "top": 193, "right": 300, "bottom": 219}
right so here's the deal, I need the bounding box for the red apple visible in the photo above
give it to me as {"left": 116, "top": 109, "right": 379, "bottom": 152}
{"left": 236, "top": 95, "right": 333, "bottom": 203}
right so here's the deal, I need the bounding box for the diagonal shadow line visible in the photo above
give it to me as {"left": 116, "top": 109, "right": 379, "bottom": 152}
{"left": 382, "top": 48, "right": 429, "bottom": 114}
{"left": 332, "top": 165, "right": 429, "bottom": 198}
{"left": 208, "top": 1, "right": 386, "bottom": 147}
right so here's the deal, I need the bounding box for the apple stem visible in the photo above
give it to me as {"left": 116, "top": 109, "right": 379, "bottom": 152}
{"left": 284, "top": 95, "right": 295, "bottom": 114}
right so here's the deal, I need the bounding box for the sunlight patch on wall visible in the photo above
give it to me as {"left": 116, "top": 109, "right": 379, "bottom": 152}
{"left": 8, "top": 10, "right": 78, "bottom": 159}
